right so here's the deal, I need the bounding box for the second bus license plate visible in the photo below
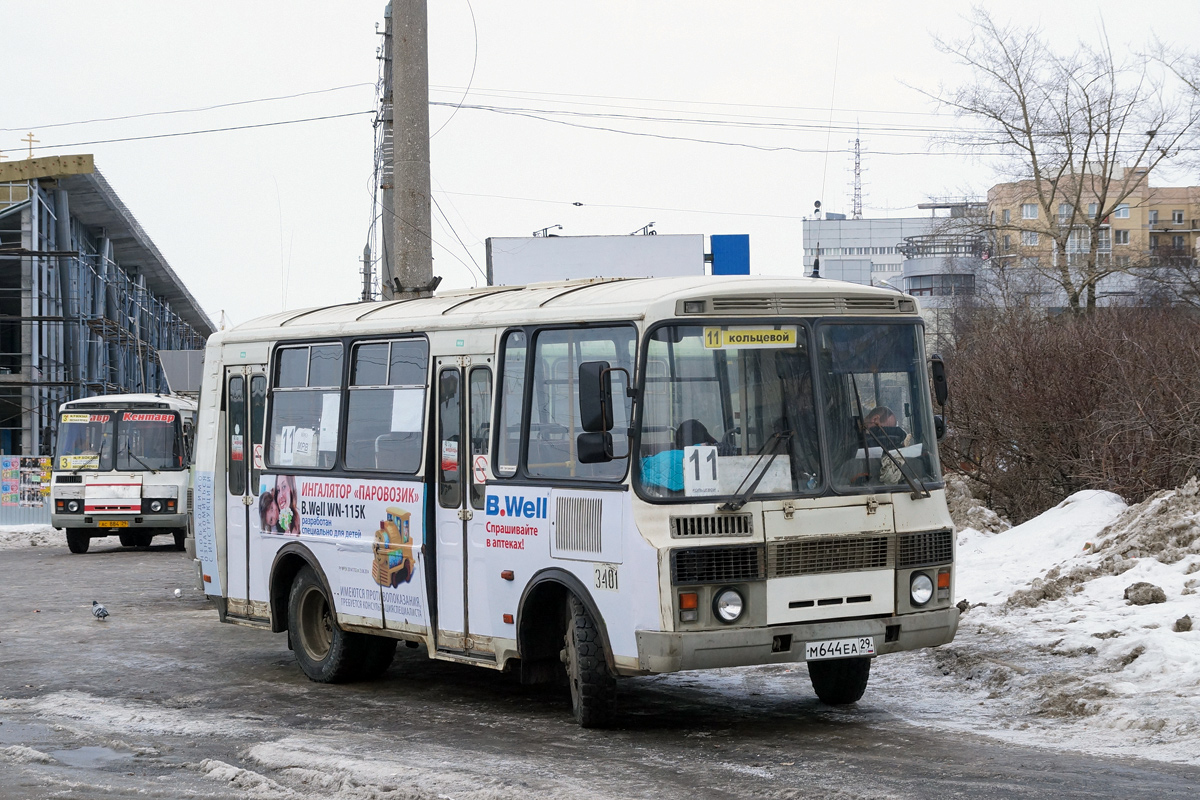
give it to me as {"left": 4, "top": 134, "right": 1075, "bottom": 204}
{"left": 805, "top": 636, "right": 875, "bottom": 661}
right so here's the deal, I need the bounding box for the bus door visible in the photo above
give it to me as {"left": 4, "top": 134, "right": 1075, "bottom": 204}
{"left": 432, "top": 357, "right": 493, "bottom": 654}
{"left": 224, "top": 365, "right": 268, "bottom": 619}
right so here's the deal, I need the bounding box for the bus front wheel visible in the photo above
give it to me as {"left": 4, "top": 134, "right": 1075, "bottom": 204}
{"left": 808, "top": 656, "right": 871, "bottom": 705}
{"left": 66, "top": 530, "right": 90, "bottom": 554}
{"left": 288, "top": 565, "right": 363, "bottom": 683}
{"left": 173, "top": 530, "right": 186, "bottom": 551}
{"left": 562, "top": 594, "right": 616, "bottom": 727}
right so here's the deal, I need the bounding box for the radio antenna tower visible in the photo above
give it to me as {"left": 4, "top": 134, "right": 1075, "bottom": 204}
{"left": 851, "top": 132, "right": 864, "bottom": 220}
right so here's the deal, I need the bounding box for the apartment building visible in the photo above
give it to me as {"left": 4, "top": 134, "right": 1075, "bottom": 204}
{"left": 986, "top": 168, "right": 1200, "bottom": 304}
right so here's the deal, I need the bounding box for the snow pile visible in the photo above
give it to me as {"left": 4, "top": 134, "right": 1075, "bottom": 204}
{"left": 875, "top": 484, "right": 1200, "bottom": 765}
{"left": 0, "top": 524, "right": 59, "bottom": 550}
{"left": 944, "top": 472, "right": 1010, "bottom": 534}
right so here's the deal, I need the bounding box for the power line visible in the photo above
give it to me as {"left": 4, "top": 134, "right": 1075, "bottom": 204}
{"left": 430, "top": 0, "right": 478, "bottom": 139}
{"left": 25, "top": 111, "right": 376, "bottom": 152}
{"left": 429, "top": 83, "right": 956, "bottom": 120}
{"left": 436, "top": 189, "right": 810, "bottom": 220}
{"left": 0, "top": 83, "right": 375, "bottom": 133}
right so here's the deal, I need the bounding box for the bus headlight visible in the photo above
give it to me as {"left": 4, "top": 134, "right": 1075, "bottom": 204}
{"left": 910, "top": 572, "right": 934, "bottom": 606}
{"left": 149, "top": 500, "right": 163, "bottom": 512}
{"left": 66, "top": 500, "right": 81, "bottom": 513}
{"left": 713, "top": 587, "right": 745, "bottom": 623}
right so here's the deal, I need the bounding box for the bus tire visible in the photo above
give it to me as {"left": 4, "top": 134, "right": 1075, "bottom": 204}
{"left": 563, "top": 593, "right": 616, "bottom": 727}
{"left": 119, "top": 533, "right": 137, "bottom": 547}
{"left": 135, "top": 532, "right": 154, "bottom": 547}
{"left": 173, "top": 530, "right": 187, "bottom": 551}
{"left": 66, "top": 530, "right": 90, "bottom": 554}
{"left": 288, "top": 565, "right": 363, "bottom": 683}
{"left": 357, "top": 636, "right": 398, "bottom": 680}
{"left": 808, "top": 656, "right": 871, "bottom": 705}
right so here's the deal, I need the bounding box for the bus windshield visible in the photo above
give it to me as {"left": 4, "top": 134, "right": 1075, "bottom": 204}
{"left": 55, "top": 412, "right": 115, "bottom": 471}
{"left": 817, "top": 322, "right": 940, "bottom": 492}
{"left": 636, "top": 320, "right": 940, "bottom": 501}
{"left": 55, "top": 410, "right": 184, "bottom": 472}
{"left": 637, "top": 324, "right": 822, "bottom": 500}
{"left": 115, "top": 411, "right": 184, "bottom": 471}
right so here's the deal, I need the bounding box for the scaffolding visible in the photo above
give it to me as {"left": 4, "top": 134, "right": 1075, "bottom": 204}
{"left": 0, "top": 167, "right": 210, "bottom": 457}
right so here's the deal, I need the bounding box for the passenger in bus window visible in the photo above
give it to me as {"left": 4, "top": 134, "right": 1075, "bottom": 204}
{"left": 674, "top": 419, "right": 718, "bottom": 450}
{"left": 275, "top": 475, "right": 300, "bottom": 534}
{"left": 640, "top": 419, "right": 718, "bottom": 494}
{"left": 864, "top": 406, "right": 910, "bottom": 448}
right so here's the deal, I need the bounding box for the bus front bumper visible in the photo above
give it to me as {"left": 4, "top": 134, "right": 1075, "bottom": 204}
{"left": 51, "top": 513, "right": 189, "bottom": 531}
{"left": 634, "top": 607, "right": 958, "bottom": 674}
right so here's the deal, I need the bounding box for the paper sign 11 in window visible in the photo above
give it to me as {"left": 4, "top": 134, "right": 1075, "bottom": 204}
{"left": 683, "top": 445, "right": 720, "bottom": 496}
{"left": 703, "top": 326, "right": 797, "bottom": 349}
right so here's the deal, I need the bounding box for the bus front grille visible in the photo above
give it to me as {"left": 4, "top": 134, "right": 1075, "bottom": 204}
{"left": 897, "top": 529, "right": 954, "bottom": 568}
{"left": 768, "top": 535, "right": 893, "bottom": 578}
{"left": 671, "top": 545, "right": 764, "bottom": 585}
{"left": 670, "top": 513, "right": 753, "bottom": 538}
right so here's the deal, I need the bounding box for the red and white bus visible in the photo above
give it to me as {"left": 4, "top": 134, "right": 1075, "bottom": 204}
{"left": 52, "top": 393, "right": 197, "bottom": 553}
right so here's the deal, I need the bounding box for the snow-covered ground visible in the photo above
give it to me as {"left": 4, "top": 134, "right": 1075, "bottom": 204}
{"left": 873, "top": 483, "right": 1200, "bottom": 766}
{"left": 0, "top": 523, "right": 59, "bottom": 550}
{"left": 6, "top": 483, "right": 1198, "bottom": 770}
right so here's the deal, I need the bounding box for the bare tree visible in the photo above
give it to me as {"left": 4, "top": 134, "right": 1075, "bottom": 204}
{"left": 929, "top": 8, "right": 1200, "bottom": 313}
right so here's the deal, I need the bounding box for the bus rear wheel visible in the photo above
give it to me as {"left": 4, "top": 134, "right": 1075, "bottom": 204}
{"left": 173, "top": 529, "right": 187, "bottom": 551}
{"left": 119, "top": 533, "right": 137, "bottom": 547}
{"left": 562, "top": 594, "right": 616, "bottom": 727}
{"left": 66, "top": 530, "right": 90, "bottom": 554}
{"left": 808, "top": 656, "right": 871, "bottom": 705}
{"left": 288, "top": 565, "right": 364, "bottom": 683}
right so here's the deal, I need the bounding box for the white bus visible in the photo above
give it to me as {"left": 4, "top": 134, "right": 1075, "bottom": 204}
{"left": 192, "top": 276, "right": 957, "bottom": 726}
{"left": 51, "top": 393, "right": 197, "bottom": 554}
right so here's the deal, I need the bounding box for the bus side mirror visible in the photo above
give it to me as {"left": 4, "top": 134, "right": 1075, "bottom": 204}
{"left": 577, "top": 431, "right": 614, "bottom": 463}
{"left": 934, "top": 414, "right": 946, "bottom": 441}
{"left": 579, "top": 361, "right": 614, "bottom": 433}
{"left": 930, "top": 353, "right": 948, "bottom": 407}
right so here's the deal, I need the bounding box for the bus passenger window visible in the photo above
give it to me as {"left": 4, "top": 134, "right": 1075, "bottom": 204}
{"left": 468, "top": 367, "right": 492, "bottom": 509}
{"left": 438, "top": 370, "right": 462, "bottom": 508}
{"left": 344, "top": 339, "right": 428, "bottom": 473}
{"left": 269, "top": 343, "right": 343, "bottom": 470}
{"left": 495, "top": 330, "right": 526, "bottom": 476}
{"left": 527, "top": 326, "right": 636, "bottom": 481}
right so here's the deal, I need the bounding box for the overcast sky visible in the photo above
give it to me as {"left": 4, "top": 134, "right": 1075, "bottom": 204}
{"left": 5, "top": 1, "right": 1199, "bottom": 327}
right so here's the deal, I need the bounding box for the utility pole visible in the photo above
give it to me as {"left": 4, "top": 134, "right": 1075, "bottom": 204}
{"left": 385, "top": 0, "right": 439, "bottom": 299}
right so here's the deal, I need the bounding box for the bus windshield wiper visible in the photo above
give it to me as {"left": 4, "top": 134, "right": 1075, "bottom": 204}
{"left": 718, "top": 430, "right": 791, "bottom": 512}
{"left": 122, "top": 446, "right": 159, "bottom": 474}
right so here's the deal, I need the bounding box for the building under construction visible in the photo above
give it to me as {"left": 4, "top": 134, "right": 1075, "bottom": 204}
{"left": 0, "top": 155, "right": 212, "bottom": 456}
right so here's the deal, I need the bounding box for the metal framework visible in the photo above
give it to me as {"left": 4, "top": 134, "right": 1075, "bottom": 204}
{"left": 0, "top": 175, "right": 209, "bottom": 457}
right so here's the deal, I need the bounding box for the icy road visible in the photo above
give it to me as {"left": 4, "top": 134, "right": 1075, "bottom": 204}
{"left": 1, "top": 526, "right": 1198, "bottom": 799}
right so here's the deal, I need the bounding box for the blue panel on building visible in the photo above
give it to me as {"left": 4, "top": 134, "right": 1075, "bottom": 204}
{"left": 710, "top": 234, "right": 750, "bottom": 275}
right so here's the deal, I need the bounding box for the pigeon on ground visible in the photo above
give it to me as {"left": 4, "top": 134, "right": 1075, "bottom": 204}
{"left": 91, "top": 600, "right": 109, "bottom": 621}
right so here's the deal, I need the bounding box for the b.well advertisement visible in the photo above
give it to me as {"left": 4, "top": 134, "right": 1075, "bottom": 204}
{"left": 258, "top": 474, "right": 428, "bottom": 629}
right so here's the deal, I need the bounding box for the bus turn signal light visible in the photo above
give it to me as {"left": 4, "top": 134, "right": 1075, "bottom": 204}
{"left": 937, "top": 571, "right": 950, "bottom": 588}
{"left": 679, "top": 592, "right": 699, "bottom": 622}
{"left": 502, "top": 613, "right": 514, "bottom": 624}
{"left": 501, "top": 570, "right": 514, "bottom": 581}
